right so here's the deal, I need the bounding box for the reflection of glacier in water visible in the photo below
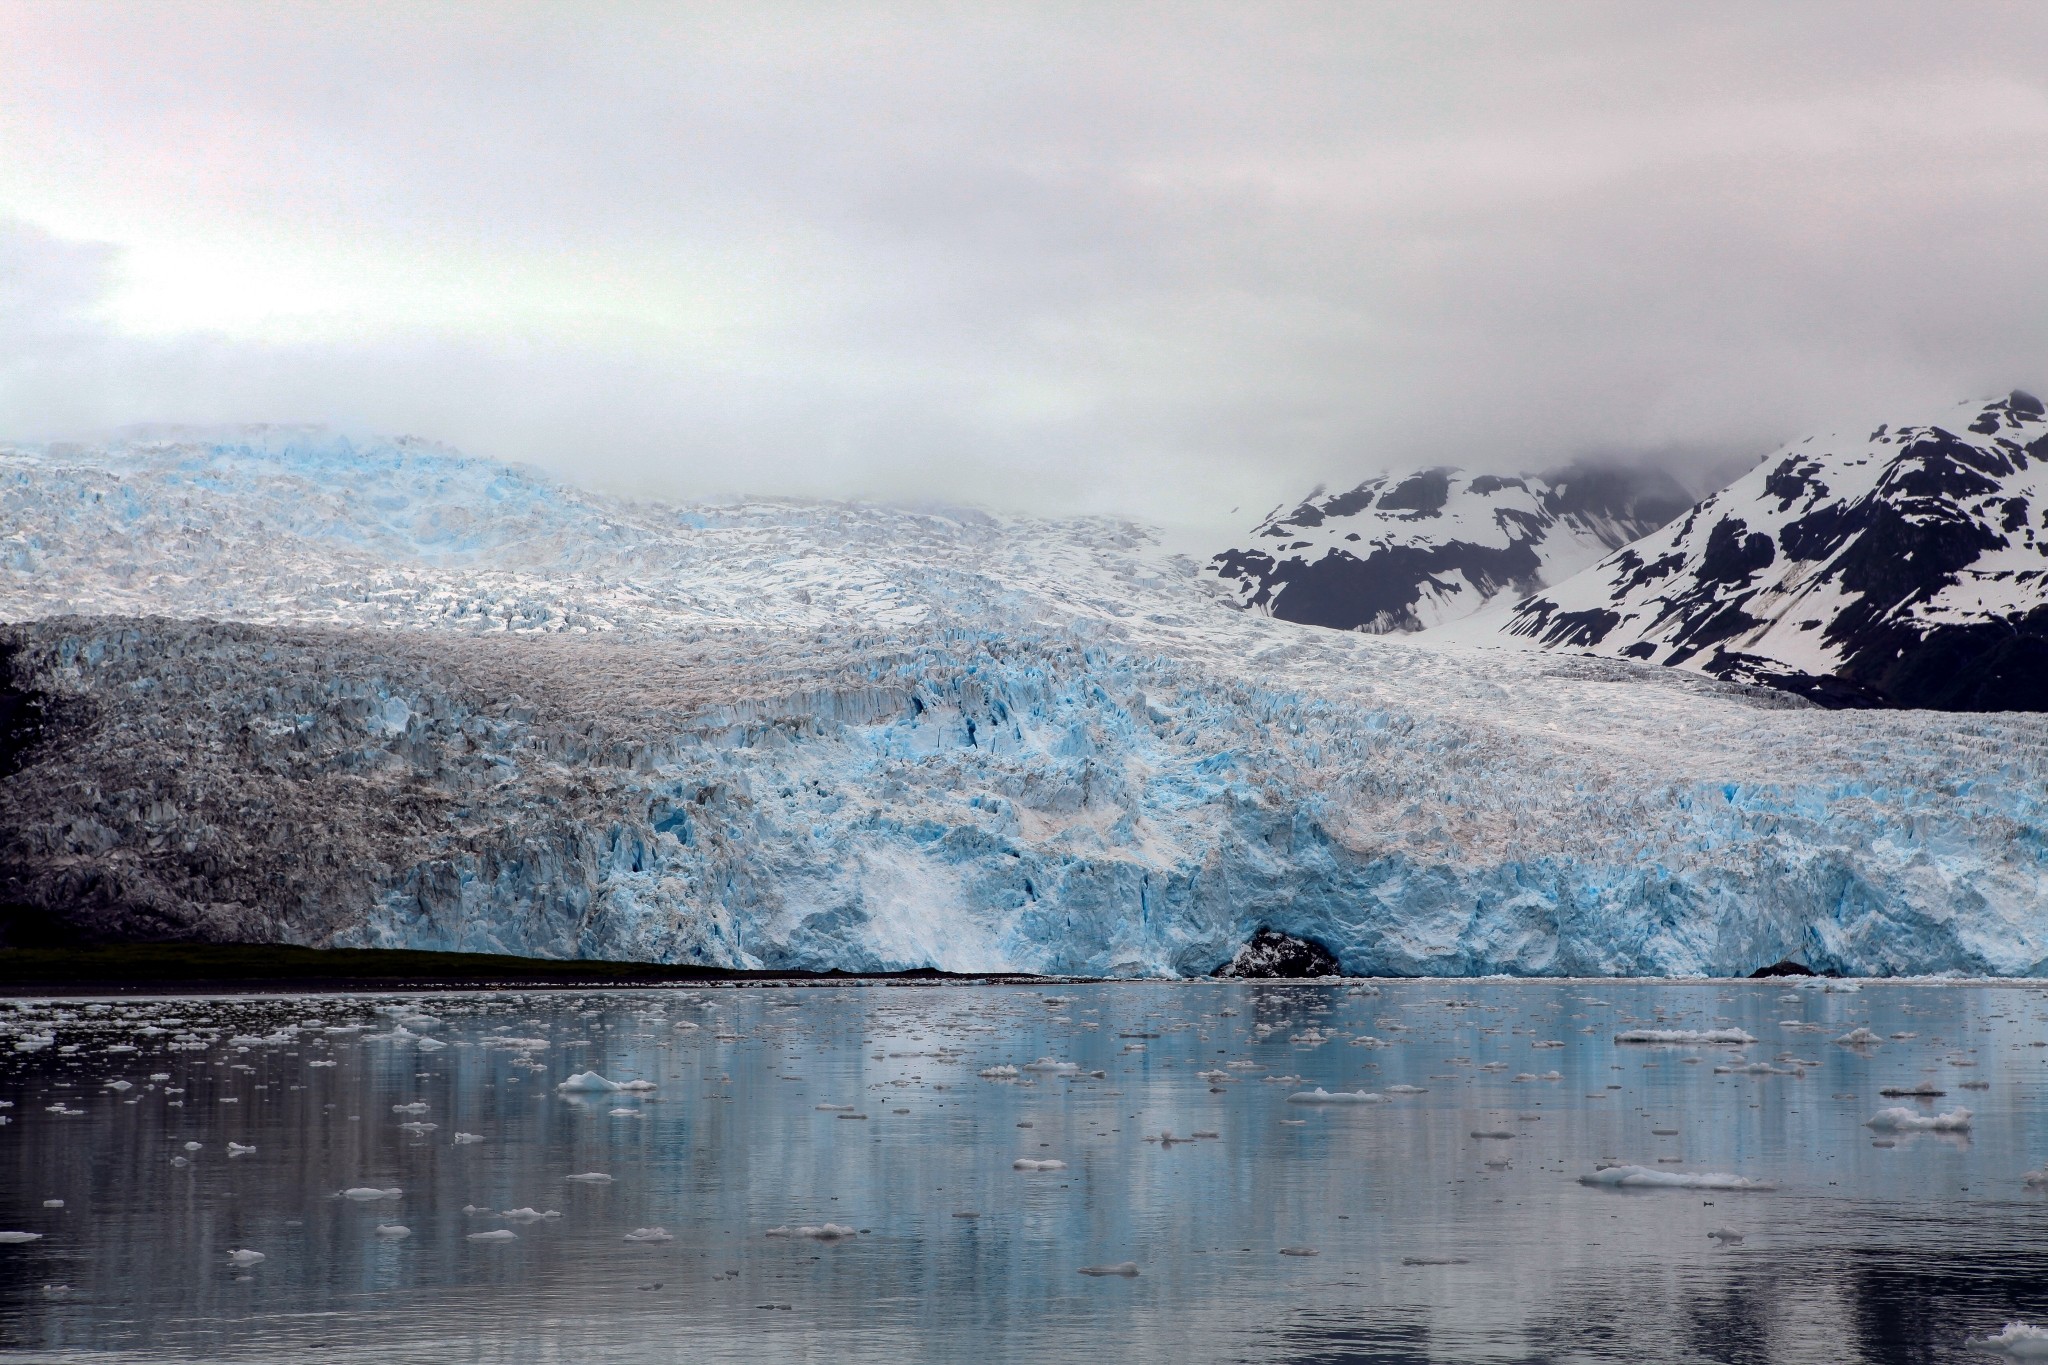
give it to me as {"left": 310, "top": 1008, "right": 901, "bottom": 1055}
{"left": 3, "top": 980, "right": 2047, "bottom": 1362}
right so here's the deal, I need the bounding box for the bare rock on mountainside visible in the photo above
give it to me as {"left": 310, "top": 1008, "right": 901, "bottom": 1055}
{"left": 1208, "top": 464, "right": 1692, "bottom": 633}
{"left": 1498, "top": 392, "right": 2048, "bottom": 711}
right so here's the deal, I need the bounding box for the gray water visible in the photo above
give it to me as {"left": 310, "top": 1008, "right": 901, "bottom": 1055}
{"left": 1, "top": 979, "right": 2046, "bottom": 1363}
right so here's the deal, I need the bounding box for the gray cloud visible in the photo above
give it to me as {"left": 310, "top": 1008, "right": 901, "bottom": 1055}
{"left": 2, "top": 2, "right": 2045, "bottom": 536}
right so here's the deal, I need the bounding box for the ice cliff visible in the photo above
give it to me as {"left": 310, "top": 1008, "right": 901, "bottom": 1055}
{"left": 3, "top": 429, "right": 2045, "bottom": 976}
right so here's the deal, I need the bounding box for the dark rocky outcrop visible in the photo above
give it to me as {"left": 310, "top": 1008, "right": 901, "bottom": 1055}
{"left": 1211, "top": 927, "right": 1342, "bottom": 978}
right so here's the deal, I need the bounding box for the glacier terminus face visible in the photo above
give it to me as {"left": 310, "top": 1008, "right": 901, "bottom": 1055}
{"left": 3, "top": 429, "right": 2045, "bottom": 977}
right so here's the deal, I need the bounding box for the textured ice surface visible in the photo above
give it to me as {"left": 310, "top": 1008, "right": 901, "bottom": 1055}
{"left": 4, "top": 430, "right": 2048, "bottom": 976}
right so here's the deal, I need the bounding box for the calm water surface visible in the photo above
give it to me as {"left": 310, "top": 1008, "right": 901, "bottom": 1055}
{"left": 1, "top": 980, "right": 2046, "bottom": 1363}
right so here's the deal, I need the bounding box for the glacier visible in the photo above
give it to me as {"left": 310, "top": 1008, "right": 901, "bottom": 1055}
{"left": 3, "top": 428, "right": 2046, "bottom": 977}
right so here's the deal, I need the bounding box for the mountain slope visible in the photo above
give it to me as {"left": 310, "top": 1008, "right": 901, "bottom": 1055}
{"left": 1497, "top": 392, "right": 2048, "bottom": 710}
{"left": 2, "top": 429, "right": 2046, "bottom": 976}
{"left": 1208, "top": 465, "right": 1691, "bottom": 632}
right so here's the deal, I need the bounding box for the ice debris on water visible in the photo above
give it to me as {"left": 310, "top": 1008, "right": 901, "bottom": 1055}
{"left": 1578, "top": 1166, "right": 1775, "bottom": 1191}
{"left": 226, "top": 1249, "right": 264, "bottom": 1266}
{"left": 566, "top": 1172, "right": 614, "bottom": 1183}
{"left": 1076, "top": 1262, "right": 1139, "bottom": 1276}
{"left": 624, "top": 1227, "right": 674, "bottom": 1243}
{"left": 557, "top": 1072, "right": 655, "bottom": 1093}
{"left": 374, "top": 1225, "right": 410, "bottom": 1239}
{"left": 1013, "top": 1159, "right": 1067, "bottom": 1171}
{"left": 453, "top": 1132, "right": 485, "bottom": 1144}
{"left": 1834, "top": 1028, "right": 1883, "bottom": 1046}
{"left": 1613, "top": 1029, "right": 1757, "bottom": 1045}
{"left": 1974, "top": 1323, "right": 2048, "bottom": 1358}
{"left": 1708, "top": 1227, "right": 1744, "bottom": 1244}
{"left": 767, "top": 1224, "right": 856, "bottom": 1240}
{"left": 1864, "top": 1107, "right": 1972, "bottom": 1133}
{"left": 1278, "top": 1246, "right": 1319, "bottom": 1257}
{"left": 467, "top": 1229, "right": 517, "bottom": 1242}
{"left": 227, "top": 1142, "right": 256, "bottom": 1156}
{"left": 501, "top": 1209, "right": 561, "bottom": 1222}
{"left": 0, "top": 1232, "right": 43, "bottom": 1244}
{"left": 977, "top": 1066, "right": 1020, "bottom": 1079}
{"left": 1286, "top": 1088, "right": 1384, "bottom": 1105}
{"left": 341, "top": 1187, "right": 402, "bottom": 1201}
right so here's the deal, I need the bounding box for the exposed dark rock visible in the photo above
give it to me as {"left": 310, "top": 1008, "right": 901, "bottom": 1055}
{"left": 1504, "top": 392, "right": 2048, "bottom": 711}
{"left": 1212, "top": 927, "right": 1342, "bottom": 978}
{"left": 1209, "top": 464, "right": 1689, "bottom": 633}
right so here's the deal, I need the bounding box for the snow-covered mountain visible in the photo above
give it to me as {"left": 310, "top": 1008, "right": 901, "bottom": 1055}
{"left": 4, "top": 428, "right": 2046, "bottom": 976}
{"left": 1207, "top": 465, "right": 1691, "bottom": 632}
{"left": 1493, "top": 392, "right": 2048, "bottom": 711}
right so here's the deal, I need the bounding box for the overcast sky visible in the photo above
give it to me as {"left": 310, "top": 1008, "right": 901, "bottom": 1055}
{"left": 2, "top": 2, "right": 2045, "bottom": 532}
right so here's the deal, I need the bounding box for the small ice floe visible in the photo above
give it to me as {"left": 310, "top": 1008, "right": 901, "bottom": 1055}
{"left": 608, "top": 1108, "right": 643, "bottom": 1117}
{"left": 767, "top": 1223, "right": 856, "bottom": 1240}
{"left": 1973, "top": 1322, "right": 2048, "bottom": 1357}
{"left": 1470, "top": 1130, "right": 1514, "bottom": 1140}
{"left": 182, "top": 1142, "right": 203, "bottom": 1151}
{"left": 416, "top": 1039, "right": 446, "bottom": 1051}
{"left": 399, "top": 1122, "right": 438, "bottom": 1134}
{"left": 169, "top": 1157, "right": 189, "bottom": 1168}
{"left": 1880, "top": 1084, "right": 1945, "bottom": 1098}
{"left": 392, "top": 1102, "right": 430, "bottom": 1115}
{"left": 453, "top": 1132, "right": 486, "bottom": 1144}
{"left": 977, "top": 1065, "right": 1020, "bottom": 1079}
{"left": 2024, "top": 1170, "right": 2048, "bottom": 1187}
{"left": 1021, "top": 1058, "right": 1078, "bottom": 1075}
{"left": 149, "top": 1073, "right": 170, "bottom": 1082}
{"left": 0, "top": 1232, "right": 43, "bottom": 1243}
{"left": 105, "top": 1080, "right": 132, "bottom": 1092}
{"left": 1076, "top": 1262, "right": 1139, "bottom": 1277}
{"left": 566, "top": 1172, "right": 614, "bottom": 1184}
{"left": 1386, "top": 1084, "right": 1429, "bottom": 1095}
{"left": 227, "top": 1143, "right": 256, "bottom": 1157}
{"left": 1401, "top": 1255, "right": 1468, "bottom": 1266}
{"left": 467, "top": 1229, "right": 517, "bottom": 1243}
{"left": 623, "top": 1227, "right": 674, "bottom": 1243}
{"left": 1286, "top": 1088, "right": 1383, "bottom": 1105}
{"left": 501, "top": 1208, "right": 561, "bottom": 1222}
{"left": 556, "top": 1072, "right": 656, "bottom": 1093}
{"left": 226, "top": 1249, "right": 265, "bottom": 1266}
{"left": 42, "top": 1200, "right": 61, "bottom": 1209}
{"left": 1834, "top": 1028, "right": 1883, "bottom": 1046}
{"left": 1578, "top": 1165, "right": 1775, "bottom": 1191}
{"left": 1864, "top": 1106, "right": 1972, "bottom": 1133}
{"left": 308, "top": 1060, "right": 337, "bottom": 1068}
{"left": 1614, "top": 1029, "right": 1757, "bottom": 1045}
{"left": 341, "top": 1187, "right": 402, "bottom": 1201}
{"left": 1277, "top": 1246, "right": 1319, "bottom": 1257}
{"left": 1013, "top": 1159, "right": 1067, "bottom": 1171}
{"left": 1708, "top": 1227, "right": 1745, "bottom": 1245}
{"left": 815, "top": 1104, "right": 855, "bottom": 1112}
{"left": 374, "top": 1225, "right": 410, "bottom": 1239}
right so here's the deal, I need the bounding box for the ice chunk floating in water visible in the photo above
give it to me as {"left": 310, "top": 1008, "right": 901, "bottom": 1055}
{"left": 1613, "top": 1029, "right": 1757, "bottom": 1045}
{"left": 1578, "top": 1166, "right": 1776, "bottom": 1191}
{"left": 1286, "top": 1088, "right": 1384, "bottom": 1105}
{"left": 1975, "top": 1323, "right": 2048, "bottom": 1358}
{"left": 1864, "top": 1107, "right": 1972, "bottom": 1133}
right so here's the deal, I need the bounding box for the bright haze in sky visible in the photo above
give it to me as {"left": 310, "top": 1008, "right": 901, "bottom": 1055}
{"left": 2, "top": 2, "right": 2045, "bottom": 534}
